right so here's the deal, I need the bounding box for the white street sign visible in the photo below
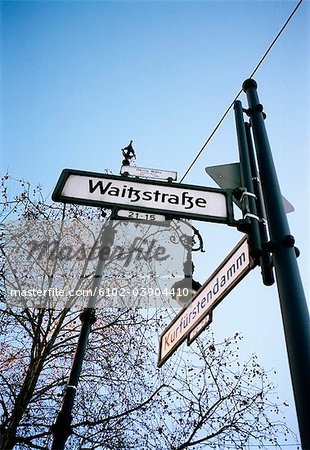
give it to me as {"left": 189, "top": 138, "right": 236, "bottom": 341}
{"left": 120, "top": 165, "right": 177, "bottom": 181}
{"left": 114, "top": 209, "right": 167, "bottom": 222}
{"left": 52, "top": 169, "right": 235, "bottom": 224}
{"left": 158, "top": 236, "right": 254, "bottom": 367}
{"left": 187, "top": 312, "right": 212, "bottom": 345}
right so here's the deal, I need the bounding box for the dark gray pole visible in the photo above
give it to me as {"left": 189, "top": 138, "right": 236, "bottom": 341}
{"left": 51, "top": 309, "right": 96, "bottom": 450}
{"left": 242, "top": 79, "right": 310, "bottom": 450}
{"left": 51, "top": 222, "right": 115, "bottom": 450}
{"left": 245, "top": 121, "right": 275, "bottom": 286}
{"left": 234, "top": 100, "right": 262, "bottom": 259}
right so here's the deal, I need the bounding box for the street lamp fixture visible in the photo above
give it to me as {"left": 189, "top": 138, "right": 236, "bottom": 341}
{"left": 171, "top": 257, "right": 202, "bottom": 307}
{"left": 171, "top": 276, "right": 202, "bottom": 307}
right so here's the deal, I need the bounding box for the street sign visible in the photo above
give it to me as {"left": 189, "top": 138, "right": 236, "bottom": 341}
{"left": 112, "top": 209, "right": 167, "bottom": 222}
{"left": 120, "top": 165, "right": 177, "bottom": 181}
{"left": 187, "top": 312, "right": 212, "bottom": 345}
{"left": 157, "top": 236, "right": 254, "bottom": 367}
{"left": 52, "top": 169, "right": 236, "bottom": 225}
{"left": 205, "top": 163, "right": 294, "bottom": 213}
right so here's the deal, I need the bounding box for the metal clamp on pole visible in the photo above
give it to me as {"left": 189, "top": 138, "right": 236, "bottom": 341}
{"left": 243, "top": 212, "right": 261, "bottom": 222}
{"left": 240, "top": 191, "right": 257, "bottom": 204}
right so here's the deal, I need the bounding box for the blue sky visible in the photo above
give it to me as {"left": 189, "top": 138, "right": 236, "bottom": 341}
{"left": 1, "top": 0, "right": 309, "bottom": 447}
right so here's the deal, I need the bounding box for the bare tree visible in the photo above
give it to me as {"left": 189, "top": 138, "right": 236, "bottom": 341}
{"left": 0, "top": 175, "right": 295, "bottom": 449}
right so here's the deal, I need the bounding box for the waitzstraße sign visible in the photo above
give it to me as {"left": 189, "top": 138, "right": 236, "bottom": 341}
{"left": 52, "top": 169, "right": 236, "bottom": 224}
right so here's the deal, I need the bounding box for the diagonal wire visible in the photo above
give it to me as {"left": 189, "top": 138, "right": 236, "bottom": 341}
{"left": 179, "top": 0, "right": 305, "bottom": 183}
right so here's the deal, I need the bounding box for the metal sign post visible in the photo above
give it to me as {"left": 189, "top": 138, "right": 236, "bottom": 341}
{"left": 233, "top": 100, "right": 262, "bottom": 259}
{"left": 243, "top": 79, "right": 310, "bottom": 450}
{"left": 51, "top": 223, "right": 116, "bottom": 450}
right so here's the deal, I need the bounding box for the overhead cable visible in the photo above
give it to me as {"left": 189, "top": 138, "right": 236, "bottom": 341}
{"left": 179, "top": 0, "right": 304, "bottom": 183}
